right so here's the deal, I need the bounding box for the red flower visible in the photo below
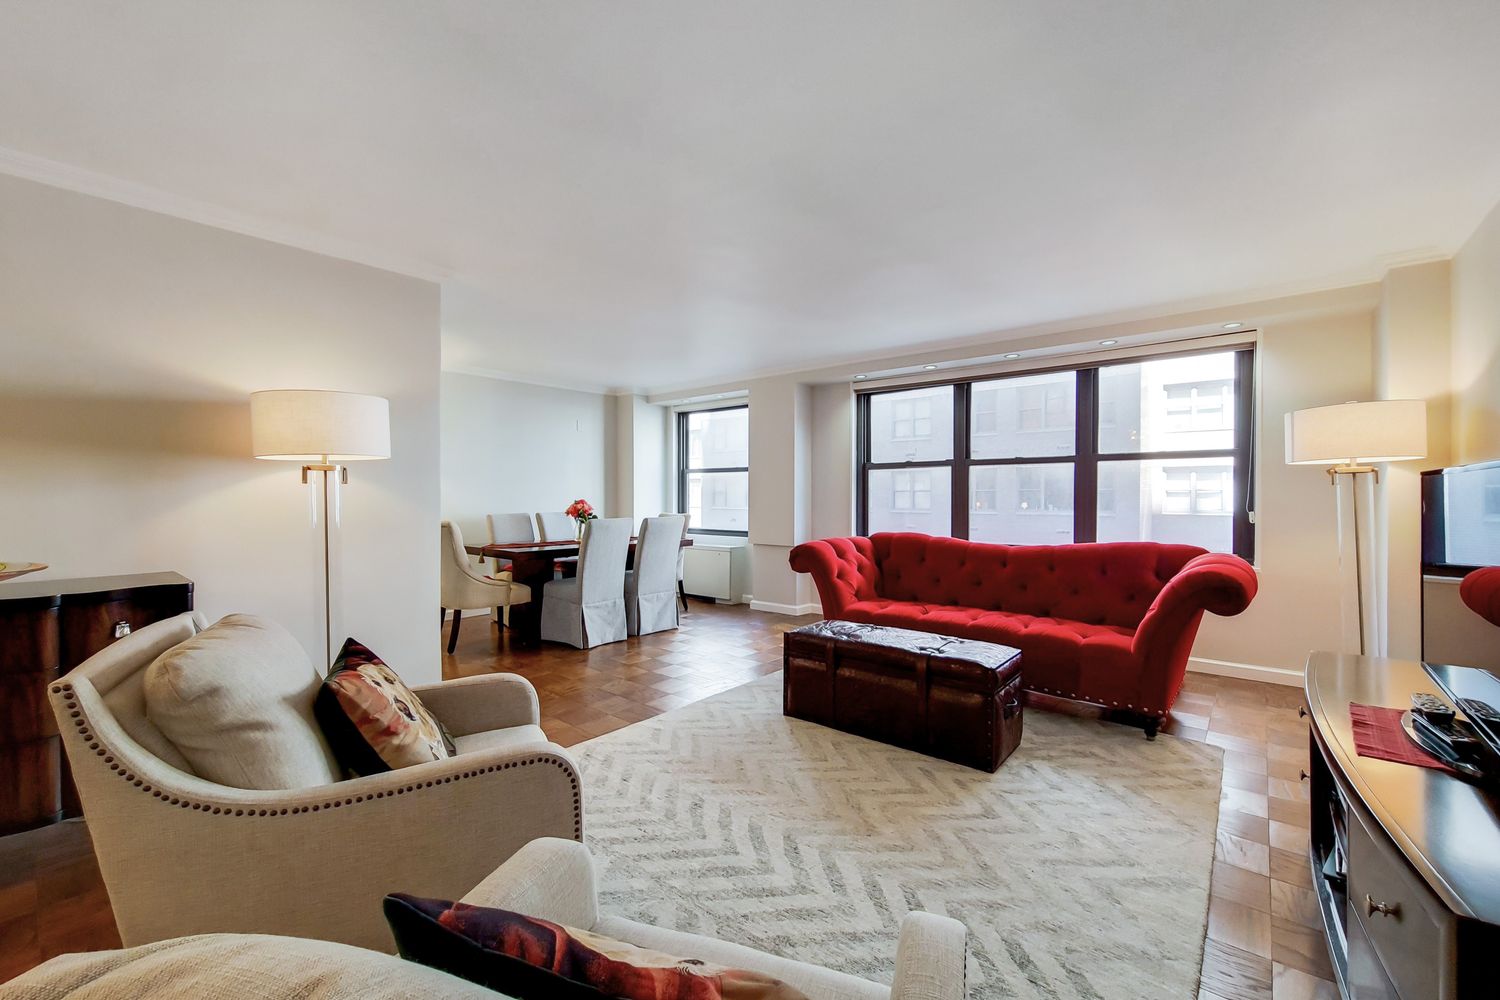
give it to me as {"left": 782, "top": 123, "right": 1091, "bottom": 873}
{"left": 565, "top": 499, "right": 596, "bottom": 520}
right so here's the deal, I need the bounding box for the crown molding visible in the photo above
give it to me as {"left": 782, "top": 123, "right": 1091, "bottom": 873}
{"left": 0, "top": 145, "right": 451, "bottom": 283}
{"left": 441, "top": 364, "right": 625, "bottom": 396}
{"left": 1372, "top": 247, "right": 1451, "bottom": 272}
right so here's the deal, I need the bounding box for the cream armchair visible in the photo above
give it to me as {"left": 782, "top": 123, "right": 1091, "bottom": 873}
{"left": 442, "top": 520, "right": 531, "bottom": 653}
{"left": 49, "top": 612, "right": 581, "bottom": 953}
{"left": 465, "top": 838, "right": 969, "bottom": 1000}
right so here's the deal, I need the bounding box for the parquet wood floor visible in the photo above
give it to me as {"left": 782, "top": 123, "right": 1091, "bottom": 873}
{"left": 0, "top": 601, "right": 1333, "bottom": 998}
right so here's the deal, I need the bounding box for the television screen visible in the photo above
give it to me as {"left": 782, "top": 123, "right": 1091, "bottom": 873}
{"left": 1423, "top": 460, "right": 1500, "bottom": 574}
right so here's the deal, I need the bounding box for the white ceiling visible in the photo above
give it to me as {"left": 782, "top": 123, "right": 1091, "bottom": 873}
{"left": 3, "top": 2, "right": 1499, "bottom": 394}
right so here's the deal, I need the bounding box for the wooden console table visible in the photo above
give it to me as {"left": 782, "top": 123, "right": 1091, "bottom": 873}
{"left": 0, "top": 572, "right": 193, "bottom": 836}
{"left": 1304, "top": 651, "right": 1500, "bottom": 999}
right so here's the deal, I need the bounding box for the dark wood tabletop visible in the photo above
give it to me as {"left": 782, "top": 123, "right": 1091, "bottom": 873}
{"left": 1305, "top": 650, "right": 1500, "bottom": 924}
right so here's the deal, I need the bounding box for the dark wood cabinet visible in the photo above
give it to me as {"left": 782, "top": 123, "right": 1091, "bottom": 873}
{"left": 1304, "top": 651, "right": 1500, "bottom": 999}
{"left": 0, "top": 572, "right": 193, "bottom": 836}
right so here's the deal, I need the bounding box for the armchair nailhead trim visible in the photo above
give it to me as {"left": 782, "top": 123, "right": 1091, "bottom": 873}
{"left": 49, "top": 682, "right": 583, "bottom": 839}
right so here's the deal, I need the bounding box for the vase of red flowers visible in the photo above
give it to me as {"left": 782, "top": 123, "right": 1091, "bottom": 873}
{"left": 565, "top": 498, "right": 597, "bottom": 540}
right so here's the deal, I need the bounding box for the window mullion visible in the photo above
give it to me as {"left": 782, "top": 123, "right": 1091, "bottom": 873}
{"left": 953, "top": 383, "right": 970, "bottom": 540}
{"left": 1074, "top": 368, "right": 1098, "bottom": 543}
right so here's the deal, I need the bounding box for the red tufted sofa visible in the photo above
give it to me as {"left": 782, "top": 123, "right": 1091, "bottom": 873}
{"left": 788, "top": 532, "right": 1258, "bottom": 736}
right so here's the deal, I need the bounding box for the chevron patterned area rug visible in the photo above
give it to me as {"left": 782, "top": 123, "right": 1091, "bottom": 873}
{"left": 575, "top": 672, "right": 1223, "bottom": 1000}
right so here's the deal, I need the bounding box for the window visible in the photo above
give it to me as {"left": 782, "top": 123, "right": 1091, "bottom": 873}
{"left": 892, "top": 398, "right": 932, "bottom": 439}
{"left": 1163, "top": 379, "right": 1231, "bottom": 432}
{"left": 973, "top": 387, "right": 999, "bottom": 435}
{"left": 1018, "top": 382, "right": 1070, "bottom": 432}
{"left": 677, "top": 405, "right": 749, "bottom": 535}
{"left": 857, "top": 347, "right": 1254, "bottom": 558}
{"left": 1015, "top": 465, "right": 1072, "bottom": 514}
{"left": 892, "top": 469, "right": 933, "bottom": 511}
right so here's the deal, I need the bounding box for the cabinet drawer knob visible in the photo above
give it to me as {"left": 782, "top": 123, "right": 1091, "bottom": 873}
{"left": 1299, "top": 769, "right": 1309, "bottom": 781}
{"left": 1298, "top": 706, "right": 1308, "bottom": 718}
{"left": 112, "top": 620, "right": 132, "bottom": 639}
{"left": 1364, "top": 894, "right": 1401, "bottom": 918}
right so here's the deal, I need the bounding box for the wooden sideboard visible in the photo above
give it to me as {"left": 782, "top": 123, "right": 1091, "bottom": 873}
{"left": 0, "top": 572, "right": 193, "bottom": 836}
{"left": 1304, "top": 651, "right": 1500, "bottom": 999}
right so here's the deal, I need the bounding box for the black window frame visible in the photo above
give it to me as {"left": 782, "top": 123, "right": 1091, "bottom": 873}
{"left": 855, "top": 345, "right": 1256, "bottom": 560}
{"left": 676, "top": 404, "right": 750, "bottom": 537}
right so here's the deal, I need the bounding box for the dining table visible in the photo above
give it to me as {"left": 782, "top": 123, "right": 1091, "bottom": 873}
{"left": 466, "top": 537, "right": 692, "bottom": 647}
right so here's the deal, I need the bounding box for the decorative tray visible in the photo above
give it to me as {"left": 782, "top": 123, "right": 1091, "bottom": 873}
{"left": 0, "top": 562, "right": 47, "bottom": 582}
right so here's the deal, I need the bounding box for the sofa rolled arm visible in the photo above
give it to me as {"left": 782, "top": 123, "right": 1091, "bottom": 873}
{"left": 412, "top": 672, "right": 541, "bottom": 736}
{"left": 1460, "top": 566, "right": 1500, "bottom": 627}
{"left": 1149, "top": 552, "right": 1258, "bottom": 620}
{"left": 890, "top": 910, "right": 968, "bottom": 1000}
{"left": 788, "top": 537, "right": 880, "bottom": 618}
{"left": 461, "top": 837, "right": 599, "bottom": 930}
{"left": 1129, "top": 553, "right": 1257, "bottom": 713}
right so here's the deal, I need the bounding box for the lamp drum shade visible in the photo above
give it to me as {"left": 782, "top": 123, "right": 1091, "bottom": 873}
{"left": 251, "top": 390, "right": 391, "bottom": 462}
{"left": 1284, "top": 399, "right": 1426, "bottom": 465}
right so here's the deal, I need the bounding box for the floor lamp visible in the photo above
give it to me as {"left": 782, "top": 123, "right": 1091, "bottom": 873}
{"left": 250, "top": 390, "right": 391, "bottom": 668}
{"left": 1285, "top": 399, "right": 1426, "bottom": 656}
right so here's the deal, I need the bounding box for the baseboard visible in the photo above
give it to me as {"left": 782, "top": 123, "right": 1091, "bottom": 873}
{"left": 749, "top": 600, "right": 822, "bottom": 616}
{"left": 1188, "top": 656, "right": 1303, "bottom": 687}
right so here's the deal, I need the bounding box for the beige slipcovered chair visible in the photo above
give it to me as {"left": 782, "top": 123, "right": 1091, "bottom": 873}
{"left": 540, "top": 517, "right": 631, "bottom": 648}
{"left": 48, "top": 612, "right": 582, "bottom": 953}
{"left": 661, "top": 511, "right": 691, "bottom": 612}
{"left": 464, "top": 838, "right": 969, "bottom": 1000}
{"left": 442, "top": 520, "right": 531, "bottom": 653}
{"left": 625, "top": 514, "right": 686, "bottom": 636}
{"left": 535, "top": 510, "right": 575, "bottom": 541}
{"left": 485, "top": 512, "right": 537, "bottom": 626}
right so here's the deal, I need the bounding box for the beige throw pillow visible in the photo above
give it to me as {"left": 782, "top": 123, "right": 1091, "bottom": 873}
{"left": 144, "top": 614, "right": 342, "bottom": 790}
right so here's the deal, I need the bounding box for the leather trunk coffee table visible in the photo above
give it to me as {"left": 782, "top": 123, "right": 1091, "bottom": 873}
{"left": 783, "top": 620, "right": 1023, "bottom": 772}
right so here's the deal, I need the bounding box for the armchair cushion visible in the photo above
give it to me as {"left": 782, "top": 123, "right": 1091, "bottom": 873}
{"left": 315, "top": 638, "right": 456, "bottom": 776}
{"left": 384, "top": 894, "right": 808, "bottom": 1000}
{"left": 452, "top": 725, "right": 549, "bottom": 756}
{"left": 143, "top": 614, "right": 341, "bottom": 790}
{"left": 0, "top": 933, "right": 505, "bottom": 1000}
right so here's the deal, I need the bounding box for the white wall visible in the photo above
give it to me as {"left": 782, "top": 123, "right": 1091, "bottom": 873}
{"left": 440, "top": 371, "right": 614, "bottom": 547}
{"left": 810, "top": 382, "right": 856, "bottom": 541}
{"left": 747, "top": 378, "right": 816, "bottom": 612}
{"left": 610, "top": 394, "right": 669, "bottom": 525}
{"left": 1452, "top": 198, "right": 1500, "bottom": 465}
{"left": 1191, "top": 314, "right": 1374, "bottom": 674}
{"left": 0, "top": 174, "right": 442, "bottom": 680}
{"left": 1372, "top": 261, "right": 1453, "bottom": 658}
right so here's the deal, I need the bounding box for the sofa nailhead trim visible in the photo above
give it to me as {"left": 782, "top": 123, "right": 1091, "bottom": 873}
{"left": 50, "top": 681, "right": 584, "bottom": 840}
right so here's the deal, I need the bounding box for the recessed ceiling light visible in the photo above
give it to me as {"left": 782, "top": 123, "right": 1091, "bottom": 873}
{"left": 1223, "top": 322, "right": 1243, "bottom": 330}
{"left": 1004, "top": 353, "right": 1021, "bottom": 360}
{"left": 922, "top": 364, "right": 938, "bottom": 371}
{"left": 1099, "top": 339, "right": 1118, "bottom": 346}
{"left": 853, "top": 374, "right": 867, "bottom": 380}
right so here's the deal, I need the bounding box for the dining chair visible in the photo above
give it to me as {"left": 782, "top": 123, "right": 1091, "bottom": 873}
{"left": 535, "top": 511, "right": 576, "bottom": 542}
{"left": 441, "top": 521, "right": 531, "bottom": 654}
{"left": 540, "top": 517, "right": 631, "bottom": 649}
{"left": 486, "top": 513, "right": 537, "bottom": 625}
{"left": 626, "top": 515, "right": 686, "bottom": 636}
{"left": 659, "top": 511, "right": 691, "bottom": 612}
